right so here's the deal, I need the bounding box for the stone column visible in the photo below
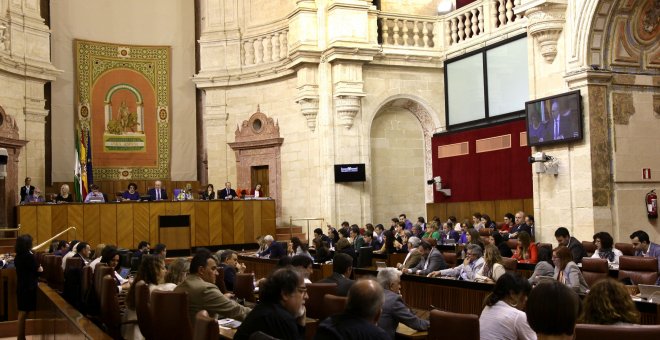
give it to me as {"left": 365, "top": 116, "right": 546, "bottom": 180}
{"left": 198, "top": 0, "right": 242, "bottom": 76}
{"left": 202, "top": 88, "right": 230, "bottom": 188}
{"left": 23, "top": 79, "right": 49, "bottom": 190}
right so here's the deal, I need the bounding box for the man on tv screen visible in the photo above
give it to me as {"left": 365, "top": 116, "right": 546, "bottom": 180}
{"left": 547, "top": 99, "right": 578, "bottom": 141}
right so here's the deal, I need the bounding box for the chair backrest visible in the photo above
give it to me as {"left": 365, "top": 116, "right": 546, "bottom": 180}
{"left": 234, "top": 273, "right": 256, "bottom": 303}
{"left": 615, "top": 242, "right": 635, "bottom": 256}
{"left": 582, "top": 241, "right": 597, "bottom": 257}
{"left": 428, "top": 309, "right": 479, "bottom": 340}
{"left": 193, "top": 310, "right": 218, "bottom": 340}
{"left": 100, "top": 274, "right": 122, "bottom": 339}
{"left": 500, "top": 257, "right": 518, "bottom": 273}
{"left": 65, "top": 257, "right": 84, "bottom": 271}
{"left": 506, "top": 239, "right": 519, "bottom": 250}
{"left": 80, "top": 265, "right": 93, "bottom": 305}
{"left": 319, "top": 294, "right": 347, "bottom": 321}
{"left": 305, "top": 283, "right": 338, "bottom": 319}
{"left": 537, "top": 243, "right": 552, "bottom": 253}
{"left": 135, "top": 280, "right": 154, "bottom": 340}
{"left": 215, "top": 269, "right": 227, "bottom": 294}
{"left": 618, "top": 256, "right": 659, "bottom": 285}
{"left": 94, "top": 264, "right": 113, "bottom": 298}
{"left": 574, "top": 323, "right": 660, "bottom": 339}
{"left": 580, "top": 258, "right": 609, "bottom": 287}
{"left": 357, "top": 246, "right": 373, "bottom": 268}
{"left": 442, "top": 252, "right": 457, "bottom": 268}
{"left": 478, "top": 228, "right": 491, "bottom": 236}
{"left": 151, "top": 290, "right": 192, "bottom": 340}
{"left": 42, "top": 254, "right": 55, "bottom": 285}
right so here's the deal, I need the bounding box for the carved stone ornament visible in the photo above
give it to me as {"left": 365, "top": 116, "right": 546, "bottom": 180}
{"left": 0, "top": 24, "right": 10, "bottom": 52}
{"left": 297, "top": 97, "right": 319, "bottom": 132}
{"left": 233, "top": 105, "right": 282, "bottom": 143}
{"left": 335, "top": 95, "right": 361, "bottom": 129}
{"left": 519, "top": 1, "right": 568, "bottom": 63}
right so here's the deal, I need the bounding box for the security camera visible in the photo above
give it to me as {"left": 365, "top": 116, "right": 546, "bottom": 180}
{"left": 427, "top": 176, "right": 443, "bottom": 185}
{"left": 528, "top": 152, "right": 551, "bottom": 164}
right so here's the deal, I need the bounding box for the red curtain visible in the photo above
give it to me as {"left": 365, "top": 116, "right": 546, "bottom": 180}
{"left": 431, "top": 119, "right": 532, "bottom": 202}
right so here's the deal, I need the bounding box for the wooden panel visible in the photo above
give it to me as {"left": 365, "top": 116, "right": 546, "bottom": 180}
{"left": 180, "top": 202, "right": 195, "bottom": 247}
{"left": 427, "top": 199, "right": 534, "bottom": 225}
{"left": 51, "top": 205, "right": 69, "bottom": 237}
{"left": 18, "top": 206, "right": 37, "bottom": 239}
{"left": 159, "top": 227, "right": 190, "bottom": 250}
{"left": 221, "top": 202, "right": 234, "bottom": 244}
{"left": 67, "top": 205, "right": 84, "bottom": 241}
{"left": 261, "top": 201, "right": 276, "bottom": 237}
{"left": 149, "top": 203, "right": 165, "bottom": 245}
{"left": 116, "top": 204, "right": 134, "bottom": 249}
{"left": 445, "top": 202, "right": 472, "bottom": 223}
{"left": 133, "top": 204, "right": 150, "bottom": 249}
{"left": 165, "top": 202, "right": 180, "bottom": 216}
{"left": 245, "top": 201, "right": 258, "bottom": 243}
{"left": 523, "top": 199, "right": 534, "bottom": 216}
{"left": 99, "top": 204, "right": 117, "bottom": 246}
{"left": 209, "top": 202, "right": 222, "bottom": 245}
{"left": 194, "top": 201, "right": 210, "bottom": 247}
{"left": 36, "top": 205, "right": 52, "bottom": 247}
{"left": 233, "top": 201, "right": 245, "bottom": 244}
{"left": 82, "top": 205, "right": 101, "bottom": 247}
{"left": 426, "top": 203, "right": 447, "bottom": 221}
{"left": 494, "top": 199, "right": 523, "bottom": 221}
{"left": 469, "top": 201, "right": 495, "bottom": 220}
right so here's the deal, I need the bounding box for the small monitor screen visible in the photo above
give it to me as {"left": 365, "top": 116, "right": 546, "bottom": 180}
{"left": 526, "top": 90, "right": 583, "bottom": 147}
{"left": 334, "top": 164, "right": 366, "bottom": 183}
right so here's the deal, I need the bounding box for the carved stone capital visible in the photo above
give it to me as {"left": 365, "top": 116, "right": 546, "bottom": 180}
{"left": 24, "top": 108, "right": 48, "bottom": 123}
{"left": 297, "top": 97, "right": 319, "bottom": 132}
{"left": 335, "top": 95, "right": 361, "bottom": 129}
{"left": 518, "top": 0, "right": 567, "bottom": 63}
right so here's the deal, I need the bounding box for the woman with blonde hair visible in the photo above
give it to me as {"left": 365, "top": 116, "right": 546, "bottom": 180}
{"left": 55, "top": 184, "right": 73, "bottom": 202}
{"left": 475, "top": 244, "right": 506, "bottom": 283}
{"left": 579, "top": 279, "right": 639, "bottom": 325}
{"left": 164, "top": 257, "right": 190, "bottom": 286}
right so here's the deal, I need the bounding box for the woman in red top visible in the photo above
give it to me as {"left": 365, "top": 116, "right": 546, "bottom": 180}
{"left": 499, "top": 213, "right": 515, "bottom": 234}
{"left": 512, "top": 231, "right": 538, "bottom": 264}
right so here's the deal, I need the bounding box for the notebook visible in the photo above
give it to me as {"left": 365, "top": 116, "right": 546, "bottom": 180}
{"left": 218, "top": 318, "right": 242, "bottom": 328}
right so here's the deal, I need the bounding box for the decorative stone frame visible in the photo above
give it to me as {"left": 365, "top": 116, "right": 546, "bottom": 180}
{"left": 0, "top": 106, "right": 28, "bottom": 228}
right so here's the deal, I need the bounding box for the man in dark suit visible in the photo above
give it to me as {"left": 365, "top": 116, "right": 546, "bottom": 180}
{"left": 405, "top": 240, "right": 447, "bottom": 275}
{"left": 319, "top": 253, "right": 355, "bottom": 296}
{"left": 376, "top": 268, "right": 429, "bottom": 338}
{"left": 147, "top": 180, "right": 168, "bottom": 201}
{"left": 218, "top": 181, "right": 238, "bottom": 200}
{"left": 547, "top": 100, "right": 578, "bottom": 140}
{"left": 20, "top": 177, "right": 34, "bottom": 202}
{"left": 219, "top": 250, "right": 246, "bottom": 291}
{"left": 258, "top": 235, "right": 286, "bottom": 259}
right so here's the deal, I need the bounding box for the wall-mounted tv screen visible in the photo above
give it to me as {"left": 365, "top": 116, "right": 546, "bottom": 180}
{"left": 334, "top": 164, "right": 366, "bottom": 183}
{"left": 525, "top": 90, "right": 583, "bottom": 147}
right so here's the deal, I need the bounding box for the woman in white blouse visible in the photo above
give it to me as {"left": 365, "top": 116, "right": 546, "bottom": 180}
{"left": 479, "top": 273, "right": 536, "bottom": 340}
{"left": 475, "top": 244, "right": 506, "bottom": 283}
{"left": 591, "top": 231, "right": 623, "bottom": 264}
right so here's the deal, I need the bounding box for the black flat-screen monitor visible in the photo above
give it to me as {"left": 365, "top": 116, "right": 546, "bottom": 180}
{"left": 334, "top": 164, "right": 366, "bottom": 183}
{"left": 525, "top": 90, "right": 583, "bottom": 147}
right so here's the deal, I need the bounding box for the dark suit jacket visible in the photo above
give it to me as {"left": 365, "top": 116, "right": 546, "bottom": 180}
{"left": 218, "top": 188, "right": 238, "bottom": 200}
{"left": 259, "top": 242, "right": 286, "bottom": 259}
{"left": 147, "top": 188, "right": 168, "bottom": 201}
{"left": 20, "top": 185, "right": 34, "bottom": 202}
{"left": 316, "top": 312, "right": 388, "bottom": 340}
{"left": 319, "top": 272, "right": 354, "bottom": 297}
{"left": 378, "top": 289, "right": 430, "bottom": 339}
{"left": 221, "top": 264, "right": 237, "bottom": 291}
{"left": 234, "top": 302, "right": 304, "bottom": 340}
{"left": 201, "top": 191, "right": 216, "bottom": 200}
{"left": 410, "top": 248, "right": 447, "bottom": 275}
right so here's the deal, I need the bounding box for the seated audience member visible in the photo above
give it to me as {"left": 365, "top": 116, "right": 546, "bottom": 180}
{"left": 472, "top": 212, "right": 483, "bottom": 231}
{"left": 630, "top": 230, "right": 660, "bottom": 285}
{"left": 201, "top": 184, "right": 215, "bottom": 200}
{"left": 313, "top": 228, "right": 332, "bottom": 248}
{"left": 122, "top": 182, "right": 140, "bottom": 201}
{"left": 133, "top": 241, "right": 150, "bottom": 261}
{"left": 416, "top": 216, "right": 427, "bottom": 231}
{"left": 351, "top": 225, "right": 365, "bottom": 250}
{"left": 258, "top": 235, "right": 286, "bottom": 259}
{"left": 464, "top": 228, "right": 485, "bottom": 254}
{"left": 475, "top": 244, "right": 506, "bottom": 283}
{"left": 528, "top": 247, "right": 555, "bottom": 285}
{"left": 512, "top": 231, "right": 538, "bottom": 264}
{"left": 123, "top": 255, "right": 173, "bottom": 340}
{"left": 480, "top": 214, "right": 497, "bottom": 230}
{"left": 525, "top": 215, "right": 536, "bottom": 239}
{"left": 101, "top": 246, "right": 131, "bottom": 292}
{"left": 312, "top": 238, "right": 332, "bottom": 263}
{"left": 290, "top": 236, "right": 313, "bottom": 259}
{"left": 374, "top": 224, "right": 385, "bottom": 246}
{"left": 61, "top": 240, "right": 79, "bottom": 270}
{"left": 235, "top": 267, "right": 308, "bottom": 340}
{"left": 376, "top": 268, "right": 429, "bottom": 338}
{"left": 479, "top": 273, "right": 535, "bottom": 340}
{"left": 553, "top": 246, "right": 588, "bottom": 294}
{"left": 363, "top": 232, "right": 377, "bottom": 249}
{"left": 396, "top": 236, "right": 422, "bottom": 271}
{"left": 164, "top": 257, "right": 189, "bottom": 286}
{"left": 393, "top": 230, "right": 411, "bottom": 253}
{"left": 499, "top": 213, "right": 515, "bottom": 234}
{"left": 422, "top": 221, "right": 441, "bottom": 240}
{"left": 336, "top": 237, "right": 357, "bottom": 262}
{"left": 319, "top": 253, "right": 355, "bottom": 296}
{"left": 554, "top": 227, "right": 586, "bottom": 263}
{"left": 176, "top": 183, "right": 194, "bottom": 201}
{"left": 405, "top": 240, "right": 447, "bottom": 276}
{"left": 73, "top": 242, "right": 91, "bottom": 266}
{"left": 327, "top": 225, "right": 340, "bottom": 246}
{"left": 429, "top": 244, "right": 484, "bottom": 281}
{"left": 448, "top": 216, "right": 460, "bottom": 231}
{"left": 399, "top": 214, "right": 413, "bottom": 230}
{"left": 23, "top": 187, "right": 45, "bottom": 203}
{"left": 53, "top": 240, "right": 69, "bottom": 256}
{"left": 220, "top": 250, "right": 245, "bottom": 291}
{"left": 579, "top": 279, "right": 640, "bottom": 325}
{"left": 393, "top": 222, "right": 406, "bottom": 245}
{"left": 252, "top": 183, "right": 263, "bottom": 197}
{"left": 374, "top": 230, "right": 397, "bottom": 254}
{"left": 153, "top": 243, "right": 167, "bottom": 258}
{"left": 411, "top": 224, "right": 424, "bottom": 239}
{"left": 458, "top": 223, "right": 469, "bottom": 244}
{"left": 174, "top": 248, "right": 251, "bottom": 324}
{"left": 490, "top": 231, "right": 513, "bottom": 258}
{"left": 55, "top": 184, "right": 74, "bottom": 203}
{"left": 89, "top": 244, "right": 108, "bottom": 272}
{"left": 291, "top": 255, "right": 314, "bottom": 284}
{"left": 315, "top": 279, "right": 389, "bottom": 340}
{"left": 507, "top": 211, "right": 531, "bottom": 239}
{"left": 148, "top": 180, "right": 168, "bottom": 201}
{"left": 526, "top": 281, "right": 580, "bottom": 340}
{"left": 84, "top": 184, "right": 105, "bottom": 203}
{"left": 440, "top": 221, "right": 459, "bottom": 244}
{"left": 591, "top": 231, "right": 622, "bottom": 264}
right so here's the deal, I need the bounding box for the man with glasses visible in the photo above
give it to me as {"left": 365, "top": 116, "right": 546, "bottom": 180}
{"left": 23, "top": 187, "right": 45, "bottom": 203}
{"left": 507, "top": 211, "right": 531, "bottom": 239}
{"left": 234, "top": 267, "right": 308, "bottom": 340}
{"left": 428, "top": 244, "right": 484, "bottom": 281}
{"left": 630, "top": 230, "right": 660, "bottom": 285}
{"left": 377, "top": 268, "right": 429, "bottom": 338}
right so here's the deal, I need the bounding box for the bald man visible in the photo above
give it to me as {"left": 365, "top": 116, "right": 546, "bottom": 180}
{"left": 315, "top": 279, "right": 388, "bottom": 339}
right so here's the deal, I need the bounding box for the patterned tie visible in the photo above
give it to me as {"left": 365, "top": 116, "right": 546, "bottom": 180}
{"left": 156, "top": 190, "right": 160, "bottom": 200}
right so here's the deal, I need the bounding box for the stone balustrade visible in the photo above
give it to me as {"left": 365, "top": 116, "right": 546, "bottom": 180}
{"left": 242, "top": 28, "right": 289, "bottom": 66}
{"left": 379, "top": 13, "right": 437, "bottom": 48}
{"left": 445, "top": 0, "right": 523, "bottom": 47}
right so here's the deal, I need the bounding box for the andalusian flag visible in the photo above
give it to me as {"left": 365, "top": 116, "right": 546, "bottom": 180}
{"left": 74, "top": 128, "right": 82, "bottom": 202}
{"left": 74, "top": 126, "right": 93, "bottom": 201}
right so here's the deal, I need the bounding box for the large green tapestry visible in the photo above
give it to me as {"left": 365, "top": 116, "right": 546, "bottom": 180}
{"left": 74, "top": 39, "right": 171, "bottom": 180}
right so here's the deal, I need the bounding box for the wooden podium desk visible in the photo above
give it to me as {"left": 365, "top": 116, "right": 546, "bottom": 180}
{"left": 17, "top": 200, "right": 275, "bottom": 250}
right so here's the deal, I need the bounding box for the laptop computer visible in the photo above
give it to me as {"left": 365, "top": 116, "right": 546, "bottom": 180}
{"left": 638, "top": 284, "right": 660, "bottom": 301}
{"left": 118, "top": 267, "right": 131, "bottom": 279}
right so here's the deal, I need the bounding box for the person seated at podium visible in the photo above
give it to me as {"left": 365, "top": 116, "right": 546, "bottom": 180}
{"left": 253, "top": 183, "right": 263, "bottom": 198}
{"left": 55, "top": 184, "right": 73, "bottom": 203}
{"left": 218, "top": 181, "right": 238, "bottom": 200}
{"left": 258, "top": 235, "right": 286, "bottom": 259}
{"left": 201, "top": 184, "right": 215, "bottom": 200}
{"left": 176, "top": 183, "right": 194, "bottom": 201}
{"left": 23, "top": 188, "right": 45, "bottom": 203}
{"left": 121, "top": 182, "right": 140, "bottom": 201}
{"left": 147, "top": 180, "right": 168, "bottom": 201}
{"left": 84, "top": 184, "right": 105, "bottom": 203}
